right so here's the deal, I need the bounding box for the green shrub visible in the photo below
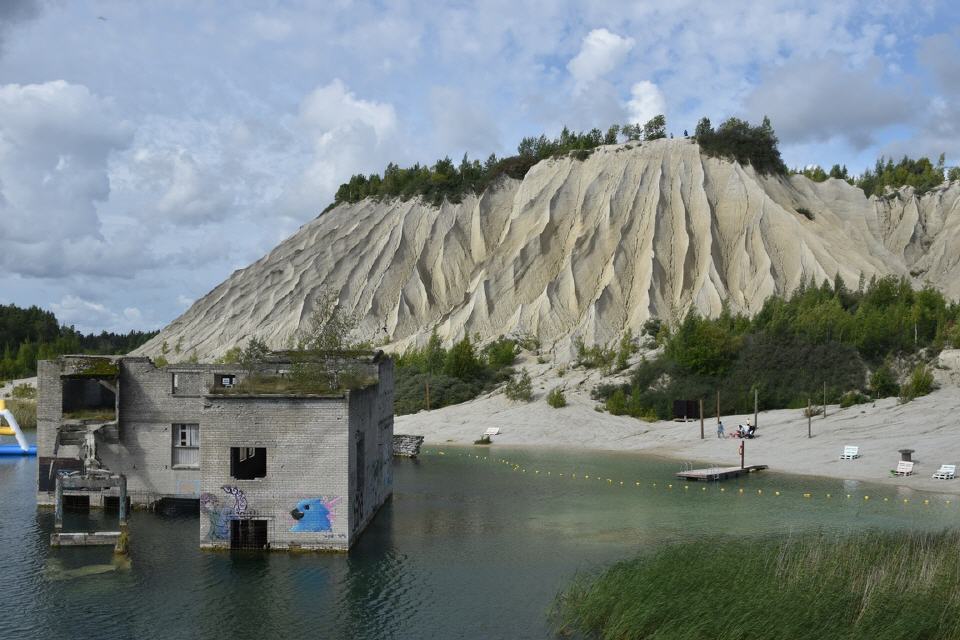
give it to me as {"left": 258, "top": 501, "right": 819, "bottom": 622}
{"left": 504, "top": 369, "right": 533, "bottom": 402}
{"left": 573, "top": 337, "right": 615, "bottom": 371}
{"left": 900, "top": 364, "right": 936, "bottom": 402}
{"left": 11, "top": 383, "right": 36, "bottom": 399}
{"left": 473, "top": 435, "right": 491, "bottom": 445}
{"left": 869, "top": 361, "right": 899, "bottom": 397}
{"left": 796, "top": 207, "right": 814, "bottom": 220}
{"left": 546, "top": 388, "right": 567, "bottom": 408}
{"left": 615, "top": 329, "right": 638, "bottom": 371}
{"left": 839, "top": 390, "right": 870, "bottom": 408}
{"left": 483, "top": 336, "right": 519, "bottom": 370}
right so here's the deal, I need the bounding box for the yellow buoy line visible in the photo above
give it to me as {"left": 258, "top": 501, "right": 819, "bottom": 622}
{"left": 420, "top": 450, "right": 957, "bottom": 511}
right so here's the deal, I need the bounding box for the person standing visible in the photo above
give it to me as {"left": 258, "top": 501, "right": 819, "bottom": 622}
{"left": 716, "top": 420, "right": 725, "bottom": 438}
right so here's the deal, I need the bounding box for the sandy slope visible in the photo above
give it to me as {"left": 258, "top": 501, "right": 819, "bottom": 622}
{"left": 397, "top": 353, "right": 960, "bottom": 495}
{"left": 134, "top": 139, "right": 960, "bottom": 361}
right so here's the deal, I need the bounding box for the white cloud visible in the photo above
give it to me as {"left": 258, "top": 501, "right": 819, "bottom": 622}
{"left": 626, "top": 81, "right": 667, "bottom": 125}
{"left": 567, "top": 28, "right": 634, "bottom": 91}
{"left": 744, "top": 54, "right": 912, "bottom": 149}
{"left": 280, "top": 79, "right": 400, "bottom": 214}
{"left": 0, "top": 80, "right": 138, "bottom": 277}
{"left": 51, "top": 295, "right": 149, "bottom": 333}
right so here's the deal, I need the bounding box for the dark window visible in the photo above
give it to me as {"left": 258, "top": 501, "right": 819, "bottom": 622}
{"left": 230, "top": 447, "right": 266, "bottom": 479}
{"left": 63, "top": 495, "right": 90, "bottom": 512}
{"left": 61, "top": 378, "right": 116, "bottom": 420}
{"left": 103, "top": 495, "right": 131, "bottom": 514}
{"left": 230, "top": 519, "right": 268, "bottom": 550}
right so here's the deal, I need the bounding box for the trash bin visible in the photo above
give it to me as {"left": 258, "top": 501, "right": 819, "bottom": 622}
{"left": 899, "top": 449, "right": 914, "bottom": 462}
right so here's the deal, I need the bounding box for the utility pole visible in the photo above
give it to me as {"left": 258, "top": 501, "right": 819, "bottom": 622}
{"left": 699, "top": 398, "right": 704, "bottom": 440}
{"left": 823, "top": 382, "right": 827, "bottom": 419}
{"left": 716, "top": 390, "right": 720, "bottom": 424}
{"left": 753, "top": 388, "right": 758, "bottom": 429}
{"left": 808, "top": 398, "right": 812, "bottom": 438}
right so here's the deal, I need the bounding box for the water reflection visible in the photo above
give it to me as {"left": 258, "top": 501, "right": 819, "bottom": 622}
{"left": 1, "top": 447, "right": 958, "bottom": 640}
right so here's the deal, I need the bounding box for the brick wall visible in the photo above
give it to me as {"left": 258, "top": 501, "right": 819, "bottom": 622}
{"left": 199, "top": 395, "right": 351, "bottom": 551}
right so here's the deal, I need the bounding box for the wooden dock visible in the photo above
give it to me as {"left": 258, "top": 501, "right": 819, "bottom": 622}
{"left": 675, "top": 465, "right": 768, "bottom": 482}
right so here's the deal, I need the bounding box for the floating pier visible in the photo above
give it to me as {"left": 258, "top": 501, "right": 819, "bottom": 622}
{"left": 675, "top": 465, "right": 768, "bottom": 482}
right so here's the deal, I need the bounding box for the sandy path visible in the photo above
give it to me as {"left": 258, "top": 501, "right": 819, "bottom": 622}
{"left": 396, "top": 359, "right": 960, "bottom": 495}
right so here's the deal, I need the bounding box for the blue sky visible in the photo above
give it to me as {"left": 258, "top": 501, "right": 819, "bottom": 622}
{"left": 1, "top": 0, "right": 958, "bottom": 333}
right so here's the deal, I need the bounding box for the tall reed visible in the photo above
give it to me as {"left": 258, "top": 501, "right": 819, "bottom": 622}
{"left": 552, "top": 530, "right": 960, "bottom": 640}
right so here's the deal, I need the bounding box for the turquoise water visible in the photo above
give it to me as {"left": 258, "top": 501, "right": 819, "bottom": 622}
{"left": 1, "top": 444, "right": 957, "bottom": 640}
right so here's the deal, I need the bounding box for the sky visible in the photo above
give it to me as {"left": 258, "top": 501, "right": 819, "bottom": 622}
{"left": 1, "top": 0, "right": 958, "bottom": 334}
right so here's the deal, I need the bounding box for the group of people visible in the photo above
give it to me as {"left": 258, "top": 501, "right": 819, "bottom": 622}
{"left": 716, "top": 420, "right": 756, "bottom": 439}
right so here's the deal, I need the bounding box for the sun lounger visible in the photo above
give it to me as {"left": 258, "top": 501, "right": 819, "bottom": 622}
{"left": 894, "top": 460, "right": 914, "bottom": 476}
{"left": 933, "top": 464, "right": 956, "bottom": 480}
{"left": 483, "top": 427, "right": 500, "bottom": 437}
{"left": 840, "top": 446, "right": 860, "bottom": 460}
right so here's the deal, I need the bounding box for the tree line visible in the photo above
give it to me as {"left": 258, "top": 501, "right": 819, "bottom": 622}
{"left": 796, "top": 154, "right": 957, "bottom": 197}
{"left": 594, "top": 275, "right": 960, "bottom": 419}
{"left": 325, "top": 114, "right": 783, "bottom": 210}
{"left": 0, "top": 303, "right": 156, "bottom": 380}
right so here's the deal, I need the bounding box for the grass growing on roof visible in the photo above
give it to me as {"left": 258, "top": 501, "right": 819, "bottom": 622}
{"left": 551, "top": 530, "right": 960, "bottom": 640}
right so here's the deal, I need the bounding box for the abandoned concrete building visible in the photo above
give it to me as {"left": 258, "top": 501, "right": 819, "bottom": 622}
{"left": 35, "top": 351, "right": 394, "bottom": 551}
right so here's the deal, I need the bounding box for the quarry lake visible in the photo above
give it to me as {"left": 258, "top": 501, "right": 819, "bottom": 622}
{"left": 2, "top": 445, "right": 958, "bottom": 640}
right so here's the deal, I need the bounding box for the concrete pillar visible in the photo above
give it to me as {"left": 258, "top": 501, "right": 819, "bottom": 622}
{"left": 54, "top": 477, "right": 64, "bottom": 529}
{"left": 118, "top": 476, "right": 127, "bottom": 526}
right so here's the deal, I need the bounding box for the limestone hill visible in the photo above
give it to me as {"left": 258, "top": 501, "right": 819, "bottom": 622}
{"left": 134, "top": 139, "right": 960, "bottom": 360}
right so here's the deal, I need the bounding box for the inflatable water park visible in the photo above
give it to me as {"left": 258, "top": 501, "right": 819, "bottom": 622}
{"left": 0, "top": 398, "right": 36, "bottom": 456}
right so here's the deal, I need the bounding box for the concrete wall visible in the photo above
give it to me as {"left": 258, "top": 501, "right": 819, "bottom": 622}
{"left": 36, "top": 357, "right": 245, "bottom": 506}
{"left": 198, "top": 396, "right": 351, "bottom": 551}
{"left": 347, "top": 358, "right": 394, "bottom": 538}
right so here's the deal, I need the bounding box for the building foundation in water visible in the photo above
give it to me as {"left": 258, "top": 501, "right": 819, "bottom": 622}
{"left": 35, "top": 351, "right": 394, "bottom": 551}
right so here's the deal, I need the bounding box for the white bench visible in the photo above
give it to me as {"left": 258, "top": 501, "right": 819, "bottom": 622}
{"left": 483, "top": 427, "right": 500, "bottom": 437}
{"left": 840, "top": 446, "right": 860, "bottom": 460}
{"left": 933, "top": 464, "right": 956, "bottom": 480}
{"left": 894, "top": 460, "right": 914, "bottom": 476}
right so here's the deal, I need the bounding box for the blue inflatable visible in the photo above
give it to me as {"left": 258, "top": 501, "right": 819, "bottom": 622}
{"left": 0, "top": 398, "right": 35, "bottom": 456}
{"left": 0, "top": 444, "right": 36, "bottom": 456}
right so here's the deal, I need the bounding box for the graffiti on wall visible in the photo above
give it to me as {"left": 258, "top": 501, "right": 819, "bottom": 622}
{"left": 290, "top": 497, "right": 341, "bottom": 532}
{"left": 200, "top": 485, "right": 249, "bottom": 540}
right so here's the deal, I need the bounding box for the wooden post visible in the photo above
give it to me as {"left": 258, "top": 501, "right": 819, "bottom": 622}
{"left": 823, "top": 382, "right": 827, "bottom": 419}
{"left": 753, "top": 388, "right": 758, "bottom": 428}
{"left": 740, "top": 440, "right": 745, "bottom": 469}
{"left": 716, "top": 390, "right": 720, "bottom": 423}
{"left": 54, "top": 476, "right": 64, "bottom": 529}
{"left": 118, "top": 475, "right": 128, "bottom": 527}
{"left": 807, "top": 398, "right": 812, "bottom": 438}
{"left": 425, "top": 377, "right": 431, "bottom": 411}
{"left": 699, "top": 398, "right": 704, "bottom": 440}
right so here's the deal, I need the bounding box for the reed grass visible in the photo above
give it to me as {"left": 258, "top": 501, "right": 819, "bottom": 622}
{"left": 552, "top": 530, "right": 960, "bottom": 640}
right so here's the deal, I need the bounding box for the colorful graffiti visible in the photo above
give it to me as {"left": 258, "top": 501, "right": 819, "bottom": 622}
{"left": 290, "top": 497, "right": 341, "bottom": 533}
{"left": 200, "top": 485, "right": 248, "bottom": 541}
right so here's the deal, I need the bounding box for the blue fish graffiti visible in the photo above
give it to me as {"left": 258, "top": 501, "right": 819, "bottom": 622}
{"left": 290, "top": 497, "right": 341, "bottom": 532}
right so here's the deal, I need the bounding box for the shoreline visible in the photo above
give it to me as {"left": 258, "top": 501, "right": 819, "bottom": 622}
{"left": 396, "top": 360, "right": 960, "bottom": 496}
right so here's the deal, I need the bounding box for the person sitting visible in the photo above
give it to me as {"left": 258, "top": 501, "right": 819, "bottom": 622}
{"left": 747, "top": 424, "right": 756, "bottom": 438}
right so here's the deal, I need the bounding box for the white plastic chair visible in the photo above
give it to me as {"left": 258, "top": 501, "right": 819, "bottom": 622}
{"left": 894, "top": 460, "right": 914, "bottom": 476}
{"left": 932, "top": 464, "right": 956, "bottom": 480}
{"left": 840, "top": 446, "right": 860, "bottom": 460}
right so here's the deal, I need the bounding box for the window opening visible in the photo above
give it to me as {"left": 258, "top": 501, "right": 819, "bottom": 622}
{"left": 172, "top": 423, "right": 200, "bottom": 468}
{"left": 230, "top": 519, "right": 268, "bottom": 550}
{"left": 230, "top": 447, "right": 266, "bottom": 479}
